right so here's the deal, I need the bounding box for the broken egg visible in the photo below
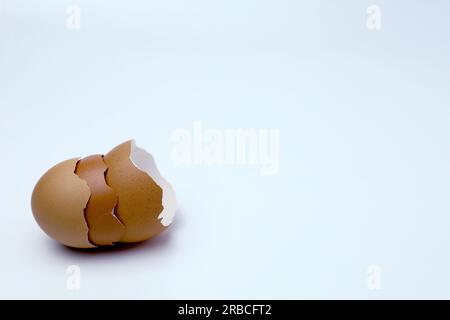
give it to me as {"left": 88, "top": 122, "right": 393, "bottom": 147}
{"left": 31, "top": 140, "right": 176, "bottom": 249}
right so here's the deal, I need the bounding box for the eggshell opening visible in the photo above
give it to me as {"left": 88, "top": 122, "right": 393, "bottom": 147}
{"left": 129, "top": 140, "right": 177, "bottom": 227}
{"left": 75, "top": 155, "right": 125, "bottom": 246}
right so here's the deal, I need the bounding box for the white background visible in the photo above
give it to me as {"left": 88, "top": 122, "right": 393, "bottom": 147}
{"left": 1, "top": 0, "right": 450, "bottom": 299}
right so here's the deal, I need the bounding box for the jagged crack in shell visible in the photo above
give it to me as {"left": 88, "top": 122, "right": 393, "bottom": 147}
{"left": 75, "top": 155, "right": 125, "bottom": 246}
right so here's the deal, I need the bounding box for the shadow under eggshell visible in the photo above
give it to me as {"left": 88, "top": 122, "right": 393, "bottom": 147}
{"left": 31, "top": 158, "right": 96, "bottom": 249}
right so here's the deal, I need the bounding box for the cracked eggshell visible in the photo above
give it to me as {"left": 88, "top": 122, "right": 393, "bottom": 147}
{"left": 103, "top": 140, "right": 176, "bottom": 243}
{"left": 31, "top": 158, "right": 96, "bottom": 249}
{"left": 75, "top": 155, "right": 125, "bottom": 246}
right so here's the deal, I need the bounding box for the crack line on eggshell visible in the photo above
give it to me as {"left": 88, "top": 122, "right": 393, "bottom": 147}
{"left": 73, "top": 159, "right": 98, "bottom": 247}
{"left": 100, "top": 154, "right": 126, "bottom": 244}
{"left": 101, "top": 154, "right": 126, "bottom": 230}
{"left": 76, "top": 155, "right": 127, "bottom": 247}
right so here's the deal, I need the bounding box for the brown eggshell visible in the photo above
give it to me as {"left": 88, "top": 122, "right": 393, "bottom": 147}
{"left": 103, "top": 141, "right": 164, "bottom": 243}
{"left": 31, "top": 158, "right": 96, "bottom": 248}
{"left": 75, "top": 155, "right": 125, "bottom": 246}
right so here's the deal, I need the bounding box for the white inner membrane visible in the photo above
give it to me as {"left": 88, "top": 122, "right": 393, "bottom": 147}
{"left": 129, "top": 140, "right": 177, "bottom": 227}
